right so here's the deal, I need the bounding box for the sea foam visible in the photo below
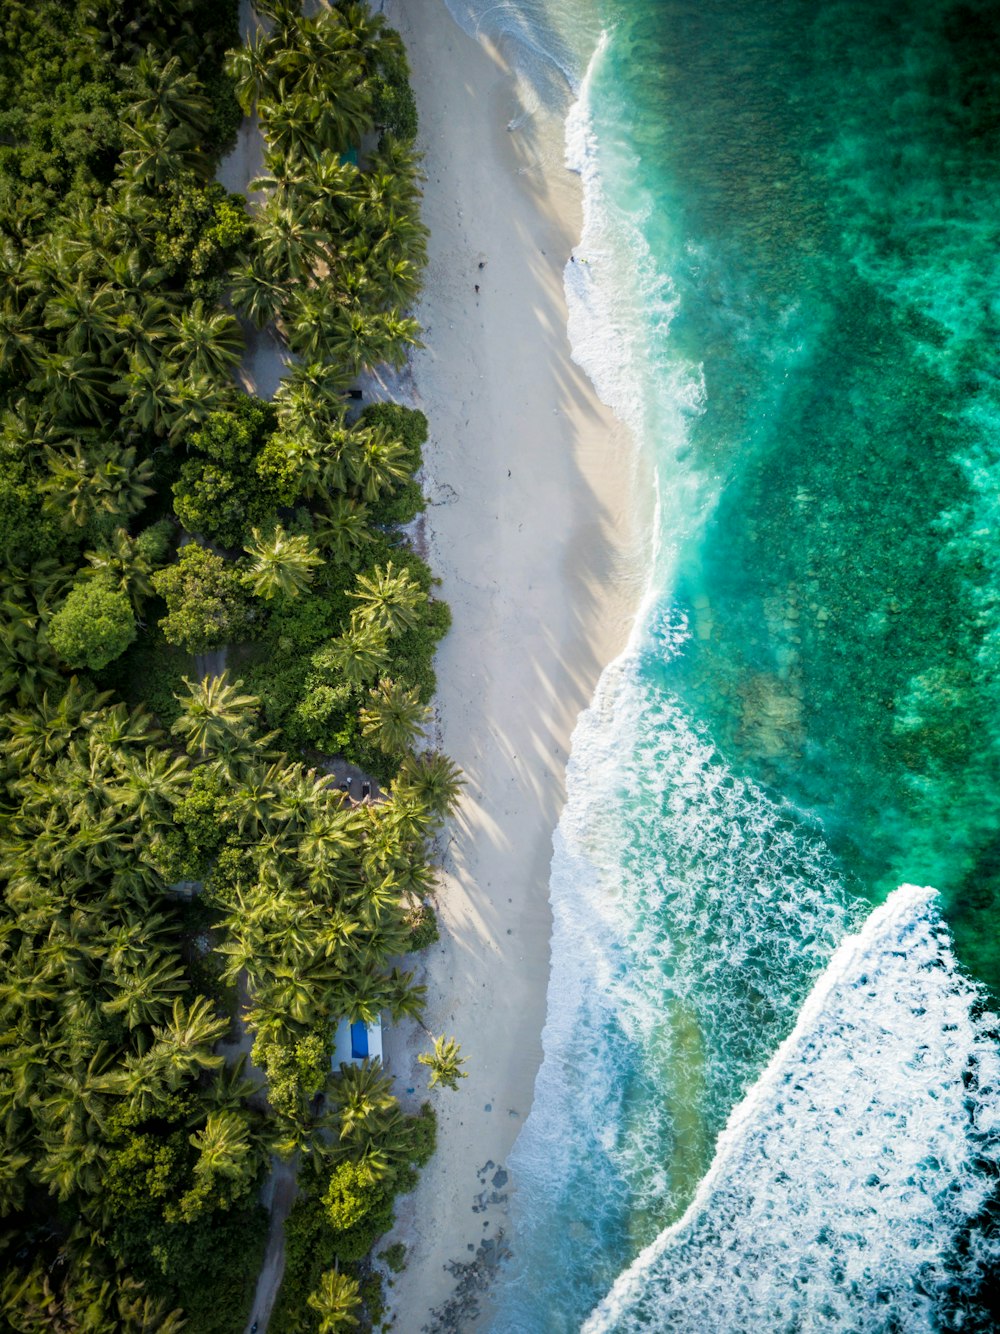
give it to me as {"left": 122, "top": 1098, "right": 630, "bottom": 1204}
{"left": 584, "top": 884, "right": 1000, "bottom": 1333}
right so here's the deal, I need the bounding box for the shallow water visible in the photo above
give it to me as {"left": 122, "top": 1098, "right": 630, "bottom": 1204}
{"left": 437, "top": 0, "right": 1000, "bottom": 1328}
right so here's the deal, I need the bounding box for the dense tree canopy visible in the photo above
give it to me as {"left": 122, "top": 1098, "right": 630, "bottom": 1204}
{"left": 0, "top": 3, "right": 460, "bottom": 1329}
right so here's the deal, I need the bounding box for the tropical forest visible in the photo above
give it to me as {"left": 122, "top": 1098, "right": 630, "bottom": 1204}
{"left": 0, "top": 0, "right": 462, "bottom": 1329}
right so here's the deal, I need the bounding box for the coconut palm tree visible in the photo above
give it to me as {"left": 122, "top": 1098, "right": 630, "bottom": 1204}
{"left": 150, "top": 996, "right": 228, "bottom": 1089}
{"left": 348, "top": 561, "right": 423, "bottom": 637}
{"left": 101, "top": 952, "right": 188, "bottom": 1030}
{"left": 43, "top": 278, "right": 123, "bottom": 357}
{"left": 384, "top": 967, "right": 427, "bottom": 1023}
{"left": 32, "top": 351, "right": 114, "bottom": 422}
{"left": 313, "top": 622, "right": 389, "bottom": 690}
{"left": 392, "top": 751, "right": 464, "bottom": 818}
{"left": 243, "top": 524, "right": 323, "bottom": 600}
{"left": 314, "top": 497, "right": 372, "bottom": 569}
{"left": 119, "top": 115, "right": 209, "bottom": 190}
{"left": 190, "top": 1108, "right": 256, "bottom": 1181}
{"left": 166, "top": 300, "right": 244, "bottom": 382}
{"left": 129, "top": 50, "right": 212, "bottom": 138}
{"left": 229, "top": 256, "right": 289, "bottom": 330}
{"left": 306, "top": 1268, "right": 362, "bottom": 1333}
{"left": 418, "top": 1035, "right": 467, "bottom": 1091}
{"left": 255, "top": 203, "right": 327, "bottom": 286}
{"left": 41, "top": 443, "right": 154, "bottom": 530}
{"left": 82, "top": 527, "right": 159, "bottom": 612}
{"left": 226, "top": 28, "right": 273, "bottom": 114}
{"left": 172, "top": 674, "right": 261, "bottom": 759}
{"left": 331, "top": 1058, "right": 395, "bottom": 1142}
{"left": 360, "top": 678, "right": 429, "bottom": 756}
{"left": 116, "top": 749, "right": 188, "bottom": 822}
{"left": 349, "top": 430, "right": 411, "bottom": 502}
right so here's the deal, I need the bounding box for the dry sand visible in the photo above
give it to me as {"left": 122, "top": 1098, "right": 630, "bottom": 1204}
{"left": 379, "top": 0, "right": 644, "bottom": 1327}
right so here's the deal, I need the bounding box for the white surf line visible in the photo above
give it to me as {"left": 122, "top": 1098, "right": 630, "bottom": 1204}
{"left": 581, "top": 883, "right": 948, "bottom": 1332}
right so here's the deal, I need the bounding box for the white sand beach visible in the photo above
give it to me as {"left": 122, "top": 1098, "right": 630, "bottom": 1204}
{"left": 380, "top": 0, "right": 643, "bottom": 1326}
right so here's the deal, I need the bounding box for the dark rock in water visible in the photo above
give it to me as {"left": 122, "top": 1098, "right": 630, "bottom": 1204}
{"left": 492, "top": 1168, "right": 508, "bottom": 1189}
{"left": 484, "top": 1103, "right": 492, "bottom": 1112}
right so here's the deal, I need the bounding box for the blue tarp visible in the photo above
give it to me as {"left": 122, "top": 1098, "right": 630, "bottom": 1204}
{"left": 350, "top": 1021, "right": 369, "bottom": 1059}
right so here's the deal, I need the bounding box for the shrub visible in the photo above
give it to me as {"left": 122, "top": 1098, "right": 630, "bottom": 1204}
{"left": 173, "top": 396, "right": 281, "bottom": 548}
{"left": 371, "top": 41, "right": 418, "bottom": 144}
{"left": 151, "top": 181, "right": 252, "bottom": 300}
{"left": 380, "top": 1241, "right": 406, "bottom": 1273}
{"left": 408, "top": 903, "right": 439, "bottom": 952}
{"left": 153, "top": 543, "right": 255, "bottom": 652}
{"left": 323, "top": 1160, "right": 384, "bottom": 1233}
{"left": 49, "top": 574, "right": 137, "bottom": 670}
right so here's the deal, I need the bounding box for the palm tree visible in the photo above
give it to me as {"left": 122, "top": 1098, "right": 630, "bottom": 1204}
{"left": 43, "top": 278, "right": 123, "bottom": 357}
{"left": 190, "top": 1108, "right": 256, "bottom": 1181}
{"left": 31, "top": 351, "right": 114, "bottom": 422}
{"left": 331, "top": 1058, "right": 395, "bottom": 1141}
{"left": 306, "top": 1268, "right": 361, "bottom": 1333}
{"left": 150, "top": 996, "right": 228, "bottom": 1089}
{"left": 360, "top": 678, "right": 429, "bottom": 756}
{"left": 101, "top": 952, "right": 188, "bottom": 1029}
{"left": 172, "top": 674, "right": 261, "bottom": 759}
{"left": 129, "top": 50, "right": 212, "bottom": 138}
{"left": 314, "top": 497, "right": 372, "bottom": 569}
{"left": 349, "top": 430, "right": 411, "bottom": 502}
{"left": 83, "top": 527, "right": 159, "bottom": 612}
{"left": 348, "top": 562, "right": 423, "bottom": 637}
{"left": 116, "top": 748, "right": 187, "bottom": 822}
{"left": 119, "top": 115, "right": 209, "bottom": 189}
{"left": 313, "top": 622, "right": 389, "bottom": 690}
{"left": 274, "top": 359, "right": 351, "bottom": 435}
{"left": 229, "top": 256, "right": 289, "bottom": 330}
{"left": 384, "top": 967, "right": 427, "bottom": 1023}
{"left": 418, "top": 1035, "right": 467, "bottom": 1091}
{"left": 255, "top": 203, "right": 326, "bottom": 286}
{"left": 243, "top": 525, "right": 323, "bottom": 600}
{"left": 392, "top": 751, "right": 464, "bottom": 818}
{"left": 166, "top": 300, "right": 244, "bottom": 382}
{"left": 226, "top": 29, "right": 273, "bottom": 114}
{"left": 41, "top": 443, "right": 154, "bottom": 530}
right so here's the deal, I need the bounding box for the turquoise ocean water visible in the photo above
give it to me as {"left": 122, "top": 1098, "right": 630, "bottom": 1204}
{"left": 442, "top": 1, "right": 1000, "bottom": 1329}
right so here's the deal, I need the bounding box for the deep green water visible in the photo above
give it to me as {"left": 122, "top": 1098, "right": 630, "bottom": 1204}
{"left": 609, "top": 0, "right": 1000, "bottom": 990}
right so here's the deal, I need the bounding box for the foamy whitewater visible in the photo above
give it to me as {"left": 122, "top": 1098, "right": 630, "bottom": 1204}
{"left": 584, "top": 885, "right": 1000, "bottom": 1333}
{"left": 433, "top": 0, "right": 1000, "bottom": 1329}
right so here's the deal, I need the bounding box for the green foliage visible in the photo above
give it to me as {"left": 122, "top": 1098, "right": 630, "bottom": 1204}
{"left": 0, "top": 451, "right": 61, "bottom": 566}
{"left": 270, "top": 1195, "right": 340, "bottom": 1334}
{"left": 173, "top": 397, "right": 282, "bottom": 547}
{"left": 323, "top": 1159, "right": 385, "bottom": 1233}
{"left": 307, "top": 1267, "right": 362, "bottom": 1332}
{"left": 151, "top": 181, "right": 252, "bottom": 300}
{"left": 407, "top": 903, "right": 439, "bottom": 952}
{"left": 380, "top": 1241, "right": 407, "bottom": 1273}
{"left": 156, "top": 765, "right": 231, "bottom": 880}
{"left": 49, "top": 573, "right": 137, "bottom": 670}
{"left": 251, "top": 1032, "right": 330, "bottom": 1120}
{"left": 372, "top": 44, "right": 419, "bottom": 144}
{"left": 358, "top": 403, "right": 428, "bottom": 473}
{"left": 407, "top": 1102, "right": 438, "bottom": 1169}
{"left": 98, "top": 620, "right": 191, "bottom": 727}
{"left": 0, "top": 2, "right": 451, "bottom": 1321}
{"left": 418, "top": 1035, "right": 467, "bottom": 1092}
{"left": 153, "top": 543, "right": 255, "bottom": 652}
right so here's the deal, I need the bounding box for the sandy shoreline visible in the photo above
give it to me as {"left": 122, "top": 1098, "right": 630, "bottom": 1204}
{"left": 380, "top": 1, "right": 642, "bottom": 1327}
